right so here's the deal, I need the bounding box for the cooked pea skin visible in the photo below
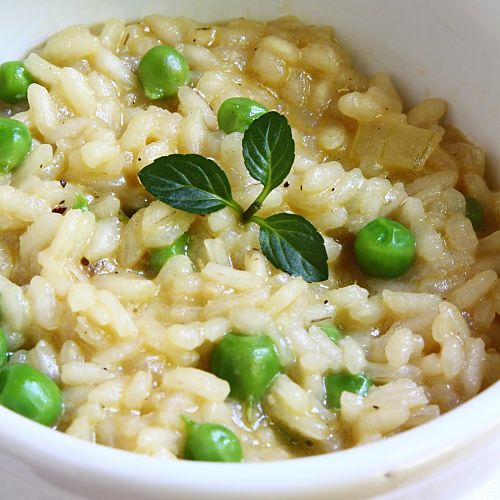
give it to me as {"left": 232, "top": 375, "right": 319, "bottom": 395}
{"left": 0, "top": 61, "right": 33, "bottom": 104}
{"left": 324, "top": 372, "right": 373, "bottom": 410}
{"left": 217, "top": 97, "right": 268, "bottom": 134}
{"left": 0, "top": 328, "right": 7, "bottom": 367}
{"left": 211, "top": 333, "right": 281, "bottom": 405}
{"left": 149, "top": 233, "right": 189, "bottom": 273}
{"left": 354, "top": 217, "right": 415, "bottom": 278}
{"left": 183, "top": 417, "right": 242, "bottom": 462}
{"left": 319, "top": 324, "right": 344, "bottom": 344}
{"left": 465, "top": 196, "right": 484, "bottom": 231}
{"left": 0, "top": 364, "right": 62, "bottom": 426}
{"left": 73, "top": 193, "right": 89, "bottom": 211}
{"left": 0, "top": 117, "right": 32, "bottom": 174}
{"left": 138, "top": 45, "right": 191, "bottom": 100}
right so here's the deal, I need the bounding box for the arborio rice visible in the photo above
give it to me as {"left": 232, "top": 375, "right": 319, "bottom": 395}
{"left": 0, "top": 15, "right": 499, "bottom": 461}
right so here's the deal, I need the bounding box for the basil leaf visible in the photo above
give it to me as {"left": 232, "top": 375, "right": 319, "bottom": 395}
{"left": 138, "top": 154, "right": 242, "bottom": 215}
{"left": 242, "top": 111, "right": 294, "bottom": 194}
{"left": 256, "top": 213, "right": 328, "bottom": 283}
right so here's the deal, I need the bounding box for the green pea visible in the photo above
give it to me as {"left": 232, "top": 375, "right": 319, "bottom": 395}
{"left": 73, "top": 193, "right": 89, "bottom": 211}
{"left": 149, "top": 233, "right": 189, "bottom": 273}
{"left": 324, "top": 372, "right": 373, "bottom": 410}
{"left": 211, "top": 333, "right": 281, "bottom": 405}
{"left": 0, "top": 328, "right": 7, "bottom": 368}
{"left": 217, "top": 97, "right": 268, "bottom": 134}
{"left": 465, "top": 196, "right": 484, "bottom": 231}
{"left": 182, "top": 416, "right": 242, "bottom": 462}
{"left": 138, "top": 45, "right": 191, "bottom": 100}
{"left": 0, "top": 117, "right": 32, "bottom": 175}
{"left": 319, "top": 324, "right": 343, "bottom": 344}
{"left": 354, "top": 217, "right": 415, "bottom": 278}
{"left": 0, "top": 363, "right": 62, "bottom": 426}
{"left": 0, "top": 61, "right": 33, "bottom": 104}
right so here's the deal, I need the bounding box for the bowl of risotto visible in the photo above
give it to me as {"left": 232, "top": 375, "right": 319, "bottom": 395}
{"left": 0, "top": 0, "right": 499, "bottom": 498}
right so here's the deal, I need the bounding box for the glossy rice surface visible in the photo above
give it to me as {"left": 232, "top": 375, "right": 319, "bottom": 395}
{"left": 0, "top": 15, "right": 499, "bottom": 461}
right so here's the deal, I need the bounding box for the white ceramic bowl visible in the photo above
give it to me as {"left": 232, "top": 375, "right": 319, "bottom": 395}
{"left": 1, "top": 1, "right": 499, "bottom": 499}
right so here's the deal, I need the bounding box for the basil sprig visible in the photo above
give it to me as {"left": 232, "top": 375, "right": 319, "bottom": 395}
{"left": 138, "top": 112, "right": 328, "bottom": 282}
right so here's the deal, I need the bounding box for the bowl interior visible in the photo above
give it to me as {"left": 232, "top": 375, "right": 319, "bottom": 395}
{"left": 0, "top": 381, "right": 499, "bottom": 499}
{"left": 5, "top": 0, "right": 500, "bottom": 184}
{"left": 1, "top": 0, "right": 500, "bottom": 498}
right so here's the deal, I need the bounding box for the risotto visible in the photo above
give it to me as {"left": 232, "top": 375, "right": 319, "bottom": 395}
{"left": 0, "top": 14, "right": 499, "bottom": 462}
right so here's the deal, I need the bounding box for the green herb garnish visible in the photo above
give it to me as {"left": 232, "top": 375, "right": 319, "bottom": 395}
{"left": 138, "top": 111, "right": 328, "bottom": 283}
{"left": 256, "top": 213, "right": 328, "bottom": 282}
{"left": 138, "top": 154, "right": 242, "bottom": 215}
{"left": 242, "top": 112, "right": 294, "bottom": 221}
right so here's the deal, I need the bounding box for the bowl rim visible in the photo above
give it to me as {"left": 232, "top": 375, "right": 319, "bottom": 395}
{"left": 0, "top": 379, "right": 498, "bottom": 496}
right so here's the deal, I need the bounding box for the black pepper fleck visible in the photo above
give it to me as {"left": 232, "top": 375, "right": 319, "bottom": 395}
{"left": 80, "top": 257, "right": 90, "bottom": 266}
{"left": 52, "top": 206, "right": 67, "bottom": 215}
{"left": 284, "top": 181, "right": 290, "bottom": 188}
{"left": 59, "top": 179, "right": 67, "bottom": 188}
